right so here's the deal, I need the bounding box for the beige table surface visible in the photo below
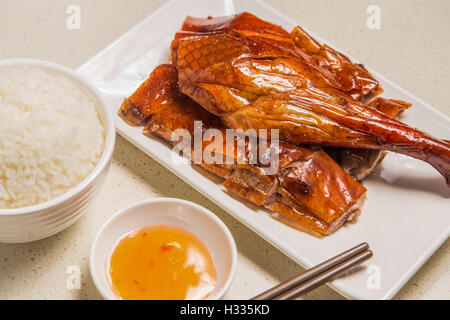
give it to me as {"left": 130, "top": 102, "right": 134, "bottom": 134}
{"left": 0, "top": 0, "right": 449, "bottom": 300}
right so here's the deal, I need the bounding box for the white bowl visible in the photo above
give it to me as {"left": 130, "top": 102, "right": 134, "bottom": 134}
{"left": 90, "top": 198, "right": 237, "bottom": 300}
{"left": 0, "top": 59, "right": 115, "bottom": 243}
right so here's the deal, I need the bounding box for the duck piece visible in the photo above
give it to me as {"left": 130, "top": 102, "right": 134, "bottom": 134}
{"left": 171, "top": 15, "right": 450, "bottom": 185}
{"left": 327, "top": 97, "right": 412, "bottom": 180}
{"left": 179, "top": 12, "right": 382, "bottom": 100}
{"left": 180, "top": 12, "right": 389, "bottom": 179}
{"left": 119, "top": 64, "right": 366, "bottom": 235}
{"left": 290, "top": 25, "right": 382, "bottom": 100}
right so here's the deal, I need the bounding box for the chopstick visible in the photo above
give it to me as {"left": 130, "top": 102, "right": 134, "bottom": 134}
{"left": 251, "top": 242, "right": 373, "bottom": 300}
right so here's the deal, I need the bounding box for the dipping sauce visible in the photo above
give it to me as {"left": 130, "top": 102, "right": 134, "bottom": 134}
{"left": 108, "top": 225, "right": 216, "bottom": 300}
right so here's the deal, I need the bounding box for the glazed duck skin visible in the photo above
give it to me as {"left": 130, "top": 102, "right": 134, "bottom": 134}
{"left": 179, "top": 12, "right": 382, "bottom": 100}
{"left": 182, "top": 12, "right": 388, "bottom": 180}
{"left": 327, "top": 97, "right": 412, "bottom": 180}
{"left": 119, "top": 64, "right": 366, "bottom": 235}
{"left": 172, "top": 17, "right": 450, "bottom": 185}
{"left": 119, "top": 64, "right": 181, "bottom": 126}
{"left": 290, "top": 25, "right": 382, "bottom": 101}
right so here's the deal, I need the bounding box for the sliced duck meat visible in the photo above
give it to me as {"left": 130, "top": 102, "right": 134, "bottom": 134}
{"left": 179, "top": 12, "right": 382, "bottom": 100}
{"left": 119, "top": 63, "right": 367, "bottom": 235}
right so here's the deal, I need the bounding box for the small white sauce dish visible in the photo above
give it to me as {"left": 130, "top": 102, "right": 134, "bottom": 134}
{"left": 0, "top": 59, "right": 115, "bottom": 243}
{"left": 90, "top": 198, "right": 238, "bottom": 300}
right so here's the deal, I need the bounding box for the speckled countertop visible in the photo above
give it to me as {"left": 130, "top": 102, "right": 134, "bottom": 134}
{"left": 0, "top": 0, "right": 448, "bottom": 300}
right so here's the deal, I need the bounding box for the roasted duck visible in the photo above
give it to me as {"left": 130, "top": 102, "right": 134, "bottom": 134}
{"left": 120, "top": 64, "right": 366, "bottom": 236}
{"left": 326, "top": 97, "right": 412, "bottom": 180}
{"left": 119, "top": 12, "right": 449, "bottom": 236}
{"left": 171, "top": 13, "right": 450, "bottom": 185}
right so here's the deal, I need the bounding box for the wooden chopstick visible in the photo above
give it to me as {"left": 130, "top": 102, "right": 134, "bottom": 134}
{"left": 251, "top": 242, "right": 372, "bottom": 300}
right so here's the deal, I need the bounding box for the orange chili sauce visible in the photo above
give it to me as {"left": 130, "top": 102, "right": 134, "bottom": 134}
{"left": 108, "top": 225, "right": 216, "bottom": 300}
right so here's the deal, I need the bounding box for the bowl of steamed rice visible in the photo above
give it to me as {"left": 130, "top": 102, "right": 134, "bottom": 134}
{"left": 0, "top": 59, "right": 115, "bottom": 243}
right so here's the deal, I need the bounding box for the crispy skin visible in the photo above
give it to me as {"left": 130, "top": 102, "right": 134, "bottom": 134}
{"left": 121, "top": 63, "right": 366, "bottom": 235}
{"left": 120, "top": 65, "right": 233, "bottom": 177}
{"left": 119, "top": 64, "right": 180, "bottom": 125}
{"left": 368, "top": 97, "right": 411, "bottom": 117}
{"left": 290, "top": 26, "right": 381, "bottom": 100}
{"left": 327, "top": 98, "right": 412, "bottom": 180}
{"left": 145, "top": 100, "right": 220, "bottom": 142}
{"left": 223, "top": 143, "right": 367, "bottom": 226}
{"left": 144, "top": 97, "right": 234, "bottom": 178}
{"left": 179, "top": 12, "right": 381, "bottom": 100}
{"left": 172, "top": 15, "right": 450, "bottom": 185}
{"left": 289, "top": 24, "right": 403, "bottom": 178}
{"left": 276, "top": 150, "right": 365, "bottom": 224}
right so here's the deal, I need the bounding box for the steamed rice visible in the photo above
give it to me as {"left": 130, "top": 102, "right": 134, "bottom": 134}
{"left": 0, "top": 66, "right": 105, "bottom": 209}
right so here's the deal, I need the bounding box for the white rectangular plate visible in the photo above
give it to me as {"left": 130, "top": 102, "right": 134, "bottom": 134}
{"left": 78, "top": 0, "right": 450, "bottom": 299}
